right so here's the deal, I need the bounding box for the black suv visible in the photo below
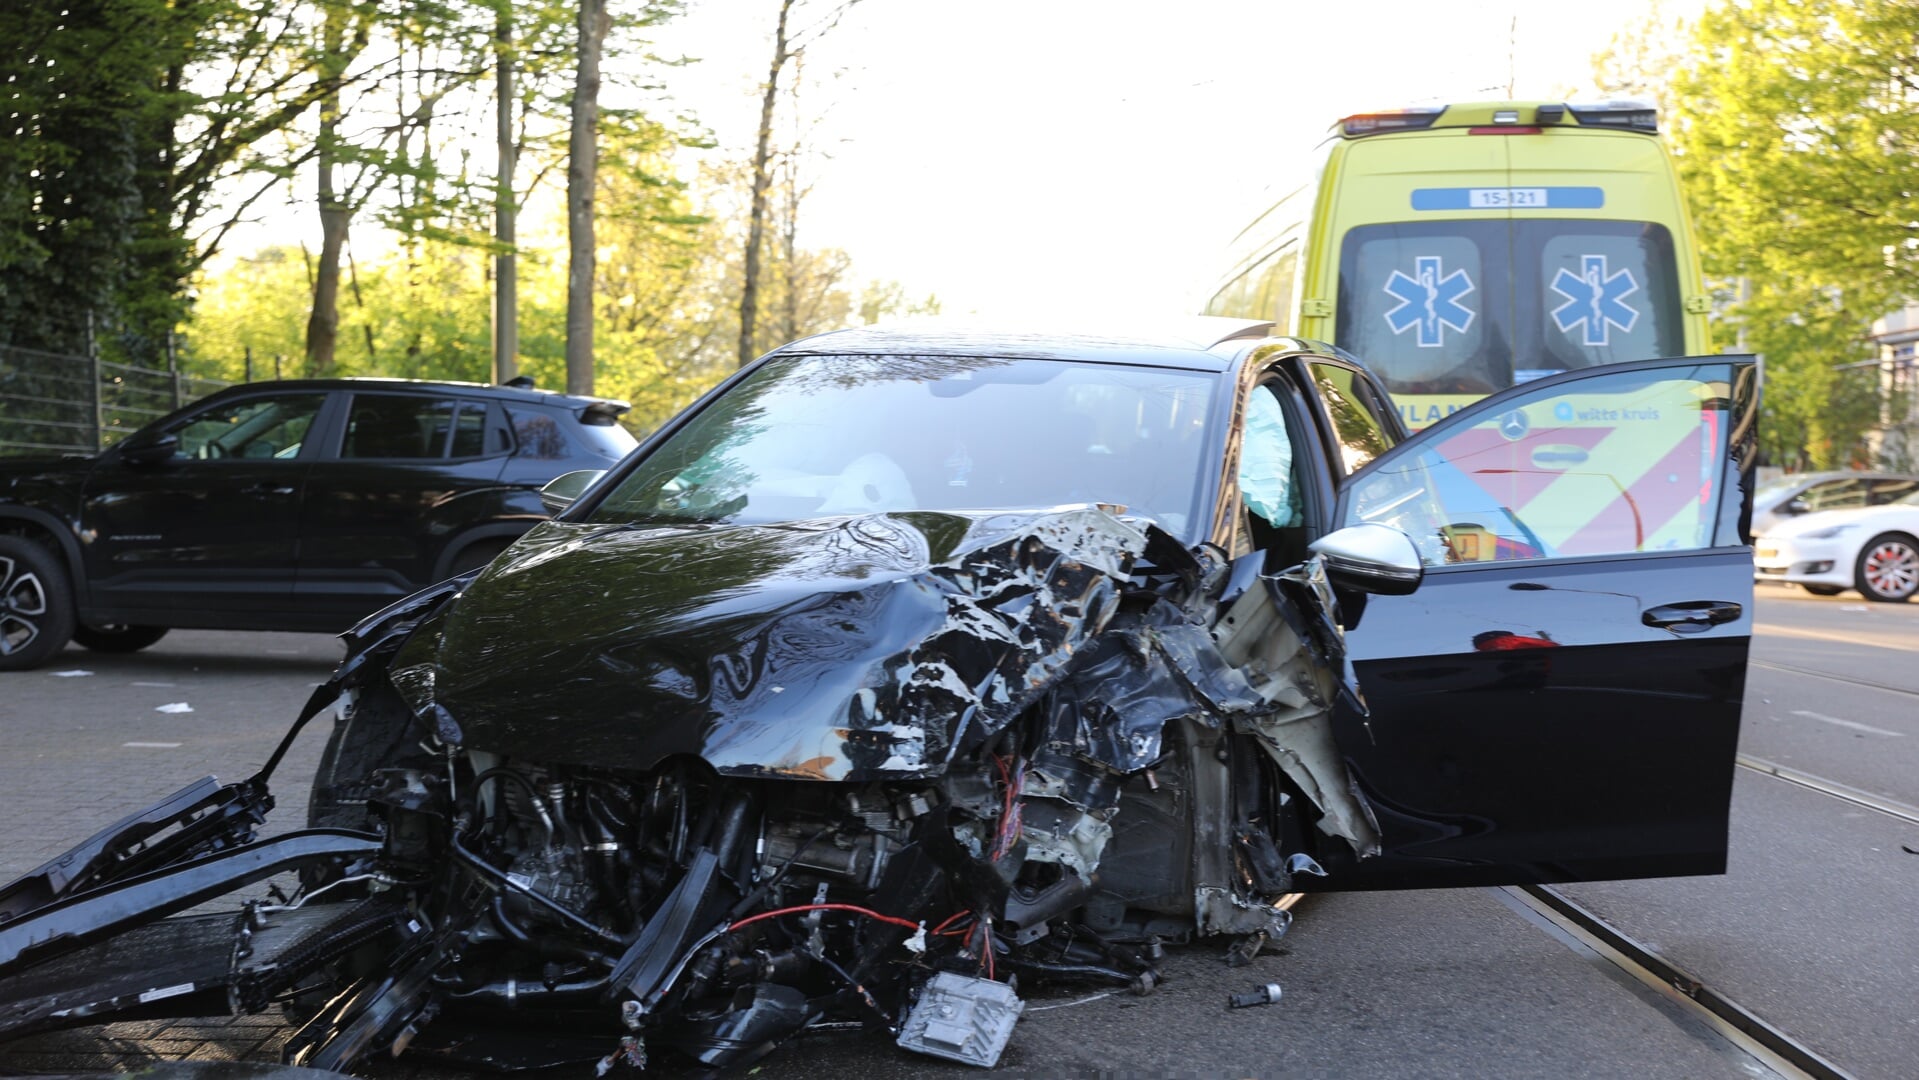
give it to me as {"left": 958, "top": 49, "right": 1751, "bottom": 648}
{"left": 0, "top": 377, "right": 636, "bottom": 669}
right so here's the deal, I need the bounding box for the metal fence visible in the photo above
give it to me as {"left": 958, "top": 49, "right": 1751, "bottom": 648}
{"left": 0, "top": 342, "right": 232, "bottom": 456}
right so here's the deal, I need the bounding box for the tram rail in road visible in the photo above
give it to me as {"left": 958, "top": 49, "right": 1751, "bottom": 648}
{"left": 1750, "top": 658, "right": 1919, "bottom": 702}
{"left": 1505, "top": 884, "right": 1854, "bottom": 1080}
{"left": 1501, "top": 753, "right": 1919, "bottom": 1080}
{"left": 1735, "top": 754, "right": 1919, "bottom": 828}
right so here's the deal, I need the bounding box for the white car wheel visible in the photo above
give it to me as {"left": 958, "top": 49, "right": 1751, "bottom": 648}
{"left": 1856, "top": 533, "right": 1919, "bottom": 603}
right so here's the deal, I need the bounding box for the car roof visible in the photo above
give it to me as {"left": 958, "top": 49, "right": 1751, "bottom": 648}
{"left": 766, "top": 317, "right": 1280, "bottom": 372}
{"left": 206, "top": 376, "right": 629, "bottom": 411}
{"left": 1773, "top": 470, "right": 1919, "bottom": 486}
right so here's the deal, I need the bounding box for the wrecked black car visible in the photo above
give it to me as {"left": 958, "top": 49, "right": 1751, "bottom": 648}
{"left": 0, "top": 321, "right": 1760, "bottom": 1071}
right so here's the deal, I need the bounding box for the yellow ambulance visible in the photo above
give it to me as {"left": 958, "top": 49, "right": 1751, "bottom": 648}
{"left": 1206, "top": 100, "right": 1713, "bottom": 429}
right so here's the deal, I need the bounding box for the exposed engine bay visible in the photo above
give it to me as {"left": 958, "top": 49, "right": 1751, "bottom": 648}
{"left": 0, "top": 507, "right": 1377, "bottom": 1071}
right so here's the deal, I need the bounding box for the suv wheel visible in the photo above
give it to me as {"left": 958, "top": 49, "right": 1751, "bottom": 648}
{"left": 0, "top": 535, "right": 77, "bottom": 671}
{"left": 72, "top": 624, "right": 171, "bottom": 653}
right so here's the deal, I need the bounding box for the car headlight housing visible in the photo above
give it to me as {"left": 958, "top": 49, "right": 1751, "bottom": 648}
{"left": 1799, "top": 524, "right": 1859, "bottom": 540}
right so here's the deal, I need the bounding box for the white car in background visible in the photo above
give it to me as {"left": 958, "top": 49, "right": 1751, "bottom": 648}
{"left": 1755, "top": 488, "right": 1919, "bottom": 601}
{"left": 1749, "top": 471, "right": 1919, "bottom": 536}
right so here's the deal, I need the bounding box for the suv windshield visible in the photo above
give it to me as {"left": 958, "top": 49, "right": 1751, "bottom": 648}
{"left": 586, "top": 354, "right": 1218, "bottom": 536}
{"left": 1335, "top": 219, "right": 1684, "bottom": 396}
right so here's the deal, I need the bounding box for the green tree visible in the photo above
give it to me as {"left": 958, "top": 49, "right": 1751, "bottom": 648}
{"left": 1669, "top": 0, "right": 1919, "bottom": 466}
{"left": 0, "top": 0, "right": 169, "bottom": 355}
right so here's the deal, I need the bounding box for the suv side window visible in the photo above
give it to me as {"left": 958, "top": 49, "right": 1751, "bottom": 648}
{"left": 174, "top": 394, "right": 325, "bottom": 460}
{"left": 341, "top": 394, "right": 462, "bottom": 459}
{"left": 509, "top": 407, "right": 571, "bottom": 460}
{"left": 1307, "top": 362, "right": 1396, "bottom": 474}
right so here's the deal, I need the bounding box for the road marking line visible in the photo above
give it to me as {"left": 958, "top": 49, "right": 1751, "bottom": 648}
{"left": 123, "top": 741, "right": 182, "bottom": 748}
{"left": 1756, "top": 624, "right": 1915, "bottom": 650}
{"left": 1790, "top": 709, "right": 1905, "bottom": 737}
{"left": 131, "top": 681, "right": 177, "bottom": 688}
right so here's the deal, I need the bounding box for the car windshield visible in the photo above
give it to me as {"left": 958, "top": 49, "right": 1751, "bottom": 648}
{"left": 586, "top": 354, "right": 1219, "bottom": 536}
{"left": 1753, "top": 476, "right": 1804, "bottom": 501}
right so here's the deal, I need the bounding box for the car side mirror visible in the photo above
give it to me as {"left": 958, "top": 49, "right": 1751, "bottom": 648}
{"left": 1782, "top": 497, "right": 1808, "bottom": 515}
{"left": 118, "top": 430, "right": 179, "bottom": 466}
{"left": 1309, "top": 523, "right": 1424, "bottom": 596}
{"left": 540, "top": 469, "right": 606, "bottom": 514}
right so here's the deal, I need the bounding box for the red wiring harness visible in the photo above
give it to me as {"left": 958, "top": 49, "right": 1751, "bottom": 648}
{"left": 726, "top": 902, "right": 922, "bottom": 934}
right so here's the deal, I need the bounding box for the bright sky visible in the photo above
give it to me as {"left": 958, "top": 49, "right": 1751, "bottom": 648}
{"left": 650, "top": 0, "right": 1677, "bottom": 320}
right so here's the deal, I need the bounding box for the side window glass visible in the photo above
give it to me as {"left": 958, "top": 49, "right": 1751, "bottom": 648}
{"left": 342, "top": 395, "right": 457, "bottom": 459}
{"left": 1309, "top": 363, "right": 1395, "bottom": 474}
{"left": 1868, "top": 479, "right": 1919, "bottom": 505}
{"left": 1801, "top": 479, "right": 1865, "bottom": 512}
{"left": 509, "top": 407, "right": 570, "bottom": 460}
{"left": 173, "top": 395, "right": 324, "bottom": 460}
{"left": 449, "top": 403, "right": 487, "bottom": 458}
{"left": 485, "top": 404, "right": 515, "bottom": 456}
{"left": 1239, "top": 386, "right": 1301, "bottom": 528}
{"left": 1343, "top": 363, "right": 1737, "bottom": 566}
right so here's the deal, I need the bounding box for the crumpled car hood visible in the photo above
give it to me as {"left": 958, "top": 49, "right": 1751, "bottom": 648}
{"left": 388, "top": 507, "right": 1155, "bottom": 780}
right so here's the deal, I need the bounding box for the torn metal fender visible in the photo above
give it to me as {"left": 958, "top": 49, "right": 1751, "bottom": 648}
{"left": 1213, "top": 559, "right": 1382, "bottom": 858}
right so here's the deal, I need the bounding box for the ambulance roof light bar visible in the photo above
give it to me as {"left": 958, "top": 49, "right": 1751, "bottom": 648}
{"left": 1566, "top": 100, "right": 1659, "bottom": 133}
{"left": 1339, "top": 106, "right": 1446, "bottom": 137}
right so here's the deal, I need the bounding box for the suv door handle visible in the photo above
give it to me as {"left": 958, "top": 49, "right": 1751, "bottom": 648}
{"left": 1641, "top": 601, "right": 1743, "bottom": 634}
{"left": 241, "top": 483, "right": 296, "bottom": 497}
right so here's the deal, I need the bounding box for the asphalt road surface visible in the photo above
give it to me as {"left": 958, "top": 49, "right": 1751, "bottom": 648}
{"left": 0, "top": 584, "right": 1913, "bottom": 1078}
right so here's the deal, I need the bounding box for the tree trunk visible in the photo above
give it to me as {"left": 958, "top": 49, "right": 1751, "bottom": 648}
{"left": 564, "top": 0, "right": 609, "bottom": 396}
{"left": 494, "top": 5, "right": 518, "bottom": 384}
{"left": 304, "top": 7, "right": 350, "bottom": 377}
{"left": 737, "top": 0, "right": 794, "bottom": 368}
{"left": 779, "top": 138, "right": 800, "bottom": 345}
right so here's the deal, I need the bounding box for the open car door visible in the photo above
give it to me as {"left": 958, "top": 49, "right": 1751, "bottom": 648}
{"left": 1310, "top": 355, "right": 1759, "bottom": 889}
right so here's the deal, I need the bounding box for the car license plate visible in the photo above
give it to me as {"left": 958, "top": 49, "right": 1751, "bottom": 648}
{"left": 1755, "top": 546, "right": 1777, "bottom": 559}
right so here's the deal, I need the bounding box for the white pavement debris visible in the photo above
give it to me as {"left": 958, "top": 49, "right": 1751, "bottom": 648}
{"left": 154, "top": 702, "right": 194, "bottom": 714}
{"left": 49, "top": 670, "right": 93, "bottom": 677}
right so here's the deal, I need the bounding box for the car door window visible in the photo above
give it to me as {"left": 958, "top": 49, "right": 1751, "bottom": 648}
{"left": 173, "top": 395, "right": 324, "bottom": 460}
{"left": 341, "top": 395, "right": 459, "bottom": 459}
{"left": 1239, "top": 383, "right": 1312, "bottom": 569}
{"left": 448, "top": 403, "right": 488, "bottom": 458}
{"left": 1239, "top": 386, "right": 1302, "bottom": 530}
{"left": 1867, "top": 478, "right": 1919, "bottom": 505}
{"left": 1307, "top": 362, "right": 1396, "bottom": 474}
{"left": 1342, "top": 363, "right": 1738, "bottom": 565}
{"left": 1800, "top": 478, "right": 1866, "bottom": 512}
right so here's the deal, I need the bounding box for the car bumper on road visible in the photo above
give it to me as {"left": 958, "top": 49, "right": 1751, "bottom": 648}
{"left": 1753, "top": 536, "right": 1851, "bottom": 589}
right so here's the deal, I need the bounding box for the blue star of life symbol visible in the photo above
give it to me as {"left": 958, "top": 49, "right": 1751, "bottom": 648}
{"left": 1382, "top": 255, "right": 1476, "bottom": 348}
{"left": 1550, "top": 254, "right": 1640, "bottom": 346}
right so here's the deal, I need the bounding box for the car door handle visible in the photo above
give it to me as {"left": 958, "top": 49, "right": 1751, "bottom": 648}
{"left": 1641, "top": 601, "right": 1743, "bottom": 634}
{"left": 241, "top": 483, "right": 296, "bottom": 497}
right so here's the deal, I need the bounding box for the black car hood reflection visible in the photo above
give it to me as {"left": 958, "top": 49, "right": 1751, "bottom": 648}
{"left": 387, "top": 507, "right": 1154, "bottom": 780}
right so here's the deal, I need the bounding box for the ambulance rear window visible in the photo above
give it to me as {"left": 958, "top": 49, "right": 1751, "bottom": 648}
{"left": 1333, "top": 220, "right": 1684, "bottom": 398}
